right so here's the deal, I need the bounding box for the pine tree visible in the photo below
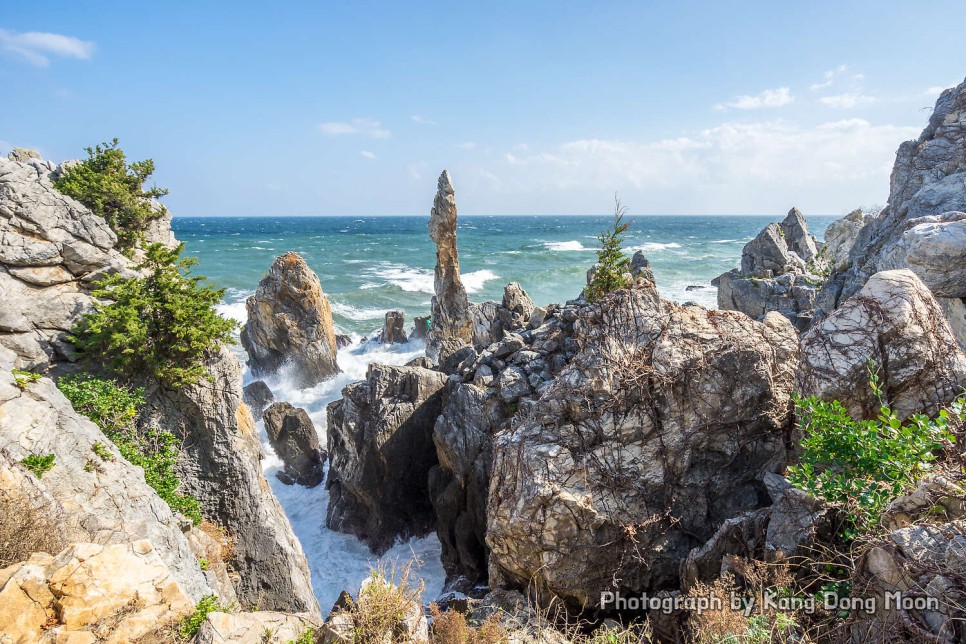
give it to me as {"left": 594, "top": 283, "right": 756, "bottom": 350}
{"left": 586, "top": 196, "right": 632, "bottom": 302}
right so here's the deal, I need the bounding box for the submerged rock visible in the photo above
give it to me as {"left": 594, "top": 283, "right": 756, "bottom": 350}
{"left": 427, "top": 171, "right": 474, "bottom": 366}
{"left": 263, "top": 402, "right": 326, "bottom": 487}
{"left": 801, "top": 269, "right": 966, "bottom": 420}
{"left": 326, "top": 364, "right": 448, "bottom": 553}
{"left": 380, "top": 310, "right": 408, "bottom": 344}
{"left": 241, "top": 252, "right": 340, "bottom": 387}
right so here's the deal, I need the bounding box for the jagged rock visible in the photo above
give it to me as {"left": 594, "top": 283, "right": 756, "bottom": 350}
{"left": 499, "top": 282, "right": 535, "bottom": 331}
{"left": 630, "top": 250, "right": 655, "bottom": 282}
{"left": 800, "top": 270, "right": 966, "bottom": 420}
{"left": 823, "top": 208, "right": 868, "bottom": 272}
{"left": 322, "top": 577, "right": 428, "bottom": 644}
{"left": 428, "top": 170, "right": 474, "bottom": 366}
{"left": 196, "top": 611, "right": 324, "bottom": 644}
{"left": 142, "top": 347, "right": 319, "bottom": 614}
{"left": 741, "top": 223, "right": 798, "bottom": 276}
{"left": 780, "top": 207, "right": 819, "bottom": 263}
{"left": 326, "top": 364, "right": 448, "bottom": 553}
{"left": 241, "top": 252, "right": 340, "bottom": 387}
{"left": 380, "top": 310, "right": 408, "bottom": 344}
{"left": 6, "top": 147, "right": 40, "bottom": 162}
{"left": 882, "top": 475, "right": 966, "bottom": 530}
{"left": 876, "top": 211, "right": 966, "bottom": 298}
{"left": 263, "top": 402, "right": 326, "bottom": 488}
{"left": 487, "top": 284, "right": 799, "bottom": 609}
{"left": 410, "top": 316, "right": 430, "bottom": 341}
{"left": 714, "top": 270, "right": 818, "bottom": 331}
{"left": 335, "top": 333, "right": 352, "bottom": 349}
{"left": 0, "top": 540, "right": 194, "bottom": 643}
{"left": 0, "top": 350, "right": 214, "bottom": 601}
{"left": 818, "top": 78, "right": 966, "bottom": 343}
{"left": 241, "top": 380, "right": 274, "bottom": 421}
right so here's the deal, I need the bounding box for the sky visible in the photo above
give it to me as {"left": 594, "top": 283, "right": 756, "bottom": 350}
{"left": 1, "top": 1, "right": 964, "bottom": 217}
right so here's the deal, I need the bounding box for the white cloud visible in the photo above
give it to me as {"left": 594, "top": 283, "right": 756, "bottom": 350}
{"left": 713, "top": 87, "right": 793, "bottom": 111}
{"left": 924, "top": 83, "right": 958, "bottom": 97}
{"left": 410, "top": 115, "right": 435, "bottom": 125}
{"left": 360, "top": 150, "right": 376, "bottom": 160}
{"left": 318, "top": 117, "right": 391, "bottom": 139}
{"left": 456, "top": 142, "right": 477, "bottom": 150}
{"left": 810, "top": 65, "right": 849, "bottom": 90}
{"left": 473, "top": 118, "right": 918, "bottom": 213}
{"left": 819, "top": 92, "right": 876, "bottom": 108}
{"left": 0, "top": 28, "right": 94, "bottom": 67}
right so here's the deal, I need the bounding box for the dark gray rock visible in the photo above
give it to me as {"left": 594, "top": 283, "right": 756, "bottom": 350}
{"left": 263, "top": 402, "right": 326, "bottom": 488}
{"left": 379, "top": 310, "right": 408, "bottom": 344}
{"left": 242, "top": 380, "right": 274, "bottom": 421}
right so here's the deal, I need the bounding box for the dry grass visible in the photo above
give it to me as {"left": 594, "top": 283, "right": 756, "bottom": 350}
{"left": 0, "top": 487, "right": 68, "bottom": 568}
{"left": 430, "top": 604, "right": 508, "bottom": 644}
{"left": 332, "top": 559, "right": 426, "bottom": 643}
{"left": 198, "top": 519, "right": 236, "bottom": 563}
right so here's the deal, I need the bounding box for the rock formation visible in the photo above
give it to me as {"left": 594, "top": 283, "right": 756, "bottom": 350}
{"left": 411, "top": 316, "right": 430, "bottom": 341}
{"left": 263, "top": 401, "right": 326, "bottom": 487}
{"left": 823, "top": 208, "right": 869, "bottom": 272}
{"left": 486, "top": 284, "right": 799, "bottom": 609}
{"left": 380, "top": 310, "right": 408, "bottom": 344}
{"left": 630, "top": 250, "right": 655, "bottom": 282}
{"left": 241, "top": 252, "right": 340, "bottom": 387}
{"left": 714, "top": 208, "right": 826, "bottom": 331}
{"left": 195, "top": 611, "right": 324, "bottom": 644}
{"left": 427, "top": 170, "right": 474, "bottom": 365}
{"left": 326, "top": 364, "right": 448, "bottom": 553}
{"left": 242, "top": 379, "right": 274, "bottom": 420}
{"left": 818, "top": 78, "right": 966, "bottom": 343}
{"left": 801, "top": 269, "right": 966, "bottom": 420}
{"left": 141, "top": 346, "right": 319, "bottom": 614}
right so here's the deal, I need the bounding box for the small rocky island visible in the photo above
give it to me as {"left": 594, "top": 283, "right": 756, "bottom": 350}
{"left": 0, "top": 77, "right": 965, "bottom": 643}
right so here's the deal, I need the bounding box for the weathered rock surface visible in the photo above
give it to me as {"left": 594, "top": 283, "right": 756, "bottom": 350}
{"left": 486, "top": 285, "right": 799, "bottom": 609}
{"left": 142, "top": 346, "right": 319, "bottom": 614}
{"left": 427, "top": 170, "right": 474, "bottom": 365}
{"left": 0, "top": 540, "right": 194, "bottom": 643}
{"left": 411, "top": 315, "right": 430, "bottom": 341}
{"left": 0, "top": 156, "right": 131, "bottom": 370}
{"left": 630, "top": 250, "right": 655, "bottom": 282}
{"left": 818, "top": 78, "right": 966, "bottom": 343}
{"left": 823, "top": 208, "right": 868, "bottom": 272}
{"left": 241, "top": 252, "right": 340, "bottom": 387}
{"left": 380, "top": 310, "right": 408, "bottom": 344}
{"left": 196, "top": 611, "right": 323, "bottom": 644}
{"left": 0, "top": 347, "right": 214, "bottom": 602}
{"left": 326, "top": 364, "right": 448, "bottom": 553}
{"left": 241, "top": 379, "right": 274, "bottom": 421}
{"left": 801, "top": 269, "right": 966, "bottom": 420}
{"left": 263, "top": 401, "right": 326, "bottom": 487}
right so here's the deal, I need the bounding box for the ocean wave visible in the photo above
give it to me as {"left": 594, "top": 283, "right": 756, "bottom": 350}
{"left": 711, "top": 239, "right": 740, "bottom": 244}
{"left": 632, "top": 242, "right": 683, "bottom": 252}
{"left": 462, "top": 269, "right": 499, "bottom": 293}
{"left": 330, "top": 301, "right": 391, "bottom": 321}
{"left": 215, "top": 301, "right": 249, "bottom": 325}
{"left": 544, "top": 240, "right": 588, "bottom": 252}
{"left": 368, "top": 264, "right": 435, "bottom": 293}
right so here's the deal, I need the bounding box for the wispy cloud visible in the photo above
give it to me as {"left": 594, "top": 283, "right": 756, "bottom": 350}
{"left": 410, "top": 115, "right": 435, "bottom": 125}
{"left": 456, "top": 142, "right": 477, "bottom": 150}
{"left": 318, "top": 117, "right": 391, "bottom": 139}
{"left": 713, "top": 87, "right": 793, "bottom": 111}
{"left": 360, "top": 150, "right": 376, "bottom": 160}
{"left": 819, "top": 92, "right": 876, "bottom": 109}
{"left": 0, "top": 28, "right": 94, "bottom": 67}
{"left": 810, "top": 65, "right": 849, "bottom": 90}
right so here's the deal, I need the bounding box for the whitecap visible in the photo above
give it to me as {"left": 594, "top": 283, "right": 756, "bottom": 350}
{"left": 330, "top": 301, "right": 392, "bottom": 321}
{"left": 544, "top": 240, "right": 588, "bottom": 252}
{"left": 215, "top": 301, "right": 248, "bottom": 325}
{"left": 711, "top": 239, "right": 740, "bottom": 244}
{"left": 367, "top": 263, "right": 435, "bottom": 294}
{"left": 462, "top": 269, "right": 499, "bottom": 293}
{"left": 631, "top": 242, "right": 683, "bottom": 252}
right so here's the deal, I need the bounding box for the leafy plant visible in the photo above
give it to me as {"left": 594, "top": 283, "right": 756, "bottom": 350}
{"left": 177, "top": 594, "right": 233, "bottom": 640}
{"left": 20, "top": 453, "right": 55, "bottom": 478}
{"left": 91, "top": 441, "right": 115, "bottom": 462}
{"left": 12, "top": 369, "right": 41, "bottom": 390}
{"left": 586, "top": 196, "right": 632, "bottom": 303}
{"left": 787, "top": 363, "right": 960, "bottom": 537}
{"left": 53, "top": 138, "right": 168, "bottom": 252}
{"left": 286, "top": 627, "right": 318, "bottom": 644}
{"left": 58, "top": 374, "right": 202, "bottom": 524}
{"left": 70, "top": 242, "right": 236, "bottom": 388}
{"left": 197, "top": 557, "right": 209, "bottom": 571}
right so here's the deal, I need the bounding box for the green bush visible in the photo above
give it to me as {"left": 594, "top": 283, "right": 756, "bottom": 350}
{"left": 53, "top": 138, "right": 168, "bottom": 252}
{"left": 787, "top": 365, "right": 961, "bottom": 538}
{"left": 20, "top": 453, "right": 55, "bottom": 478}
{"left": 70, "top": 243, "right": 237, "bottom": 388}
{"left": 58, "top": 374, "right": 202, "bottom": 524}
{"left": 12, "top": 369, "right": 41, "bottom": 390}
{"left": 586, "top": 197, "right": 632, "bottom": 303}
{"left": 177, "top": 594, "right": 233, "bottom": 640}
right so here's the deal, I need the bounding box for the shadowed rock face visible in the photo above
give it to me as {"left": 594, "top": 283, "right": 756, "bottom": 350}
{"left": 241, "top": 252, "right": 340, "bottom": 387}
{"left": 801, "top": 269, "right": 966, "bottom": 420}
{"left": 380, "top": 310, "right": 408, "bottom": 344}
{"left": 428, "top": 171, "right": 474, "bottom": 365}
{"left": 263, "top": 402, "right": 326, "bottom": 488}
{"left": 326, "top": 364, "right": 448, "bottom": 553}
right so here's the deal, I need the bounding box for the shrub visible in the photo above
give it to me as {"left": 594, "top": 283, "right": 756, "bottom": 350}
{"left": 70, "top": 242, "right": 237, "bottom": 388}
{"left": 586, "top": 196, "right": 632, "bottom": 303}
{"left": 58, "top": 374, "right": 202, "bottom": 524}
{"left": 430, "top": 604, "right": 508, "bottom": 644}
{"left": 12, "top": 369, "right": 41, "bottom": 390}
{"left": 286, "top": 627, "right": 318, "bottom": 644}
{"left": 20, "top": 453, "right": 55, "bottom": 478}
{"left": 0, "top": 488, "right": 68, "bottom": 567}
{"left": 53, "top": 138, "right": 168, "bottom": 252}
{"left": 787, "top": 364, "right": 961, "bottom": 538}
{"left": 177, "top": 594, "right": 233, "bottom": 640}
{"left": 332, "top": 561, "right": 425, "bottom": 643}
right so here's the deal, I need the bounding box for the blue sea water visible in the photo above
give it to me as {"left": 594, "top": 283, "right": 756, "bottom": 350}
{"left": 170, "top": 214, "right": 836, "bottom": 612}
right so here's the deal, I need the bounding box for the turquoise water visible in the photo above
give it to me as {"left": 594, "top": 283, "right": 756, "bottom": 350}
{"left": 172, "top": 215, "right": 836, "bottom": 336}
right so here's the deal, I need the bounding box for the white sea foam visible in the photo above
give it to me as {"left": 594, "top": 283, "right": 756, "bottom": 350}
{"left": 369, "top": 263, "right": 435, "bottom": 293}
{"left": 632, "top": 242, "right": 683, "bottom": 252}
{"left": 711, "top": 239, "right": 740, "bottom": 244}
{"left": 330, "top": 301, "right": 392, "bottom": 322}
{"left": 248, "top": 338, "right": 446, "bottom": 614}
{"left": 544, "top": 240, "right": 588, "bottom": 252}
{"left": 462, "top": 269, "right": 499, "bottom": 293}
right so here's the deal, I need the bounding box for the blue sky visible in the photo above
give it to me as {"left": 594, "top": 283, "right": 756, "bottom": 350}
{"left": 1, "top": 1, "right": 963, "bottom": 216}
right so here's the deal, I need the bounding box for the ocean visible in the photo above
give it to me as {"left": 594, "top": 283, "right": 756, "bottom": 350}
{"left": 171, "top": 214, "right": 835, "bottom": 612}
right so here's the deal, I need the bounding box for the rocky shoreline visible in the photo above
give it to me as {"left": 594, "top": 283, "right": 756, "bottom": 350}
{"left": 0, "top": 78, "right": 964, "bottom": 642}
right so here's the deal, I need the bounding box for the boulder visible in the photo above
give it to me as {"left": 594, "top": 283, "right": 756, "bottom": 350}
{"left": 823, "top": 208, "right": 868, "bottom": 272}
{"left": 0, "top": 540, "right": 194, "bottom": 643}
{"left": 6, "top": 147, "right": 40, "bottom": 162}
{"left": 263, "top": 402, "right": 326, "bottom": 488}
{"left": 326, "top": 364, "right": 448, "bottom": 553}
{"left": 410, "top": 316, "right": 430, "bottom": 341}
{"left": 630, "top": 250, "right": 655, "bottom": 282}
{"left": 241, "top": 380, "right": 274, "bottom": 421}
{"left": 800, "top": 270, "right": 966, "bottom": 420}
{"left": 741, "top": 223, "right": 797, "bottom": 276}
{"left": 379, "top": 310, "right": 408, "bottom": 344}
{"left": 240, "top": 252, "right": 340, "bottom": 387}
{"left": 195, "top": 611, "right": 324, "bottom": 644}
{"left": 499, "top": 282, "right": 535, "bottom": 331}
{"left": 780, "top": 207, "right": 819, "bottom": 263}
{"left": 427, "top": 170, "right": 474, "bottom": 366}
{"left": 486, "top": 284, "right": 799, "bottom": 609}
{"left": 335, "top": 333, "right": 352, "bottom": 349}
